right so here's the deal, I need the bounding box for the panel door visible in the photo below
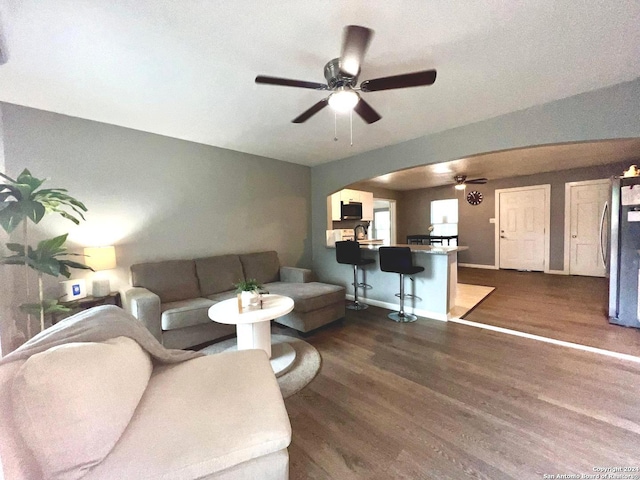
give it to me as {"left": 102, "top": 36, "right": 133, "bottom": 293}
{"left": 499, "top": 188, "right": 546, "bottom": 271}
{"left": 568, "top": 181, "right": 609, "bottom": 276}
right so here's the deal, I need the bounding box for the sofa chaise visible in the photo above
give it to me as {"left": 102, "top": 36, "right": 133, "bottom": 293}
{"left": 122, "top": 251, "right": 345, "bottom": 349}
{"left": 0, "top": 306, "right": 291, "bottom": 480}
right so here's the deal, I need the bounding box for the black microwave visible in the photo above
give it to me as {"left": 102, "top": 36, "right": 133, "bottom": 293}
{"left": 341, "top": 201, "right": 363, "bottom": 220}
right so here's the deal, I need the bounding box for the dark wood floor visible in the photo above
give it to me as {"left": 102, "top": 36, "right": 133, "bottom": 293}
{"left": 278, "top": 282, "right": 640, "bottom": 479}
{"left": 459, "top": 267, "right": 640, "bottom": 356}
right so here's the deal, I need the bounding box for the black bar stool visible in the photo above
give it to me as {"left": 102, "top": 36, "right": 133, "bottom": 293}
{"left": 379, "top": 247, "right": 425, "bottom": 322}
{"left": 336, "top": 241, "right": 375, "bottom": 310}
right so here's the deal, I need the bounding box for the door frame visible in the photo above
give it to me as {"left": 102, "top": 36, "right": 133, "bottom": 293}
{"left": 372, "top": 197, "right": 397, "bottom": 244}
{"left": 563, "top": 178, "right": 609, "bottom": 275}
{"left": 494, "top": 184, "right": 551, "bottom": 273}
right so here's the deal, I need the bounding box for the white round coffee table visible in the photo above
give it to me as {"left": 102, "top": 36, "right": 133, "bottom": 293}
{"left": 207, "top": 294, "right": 296, "bottom": 377}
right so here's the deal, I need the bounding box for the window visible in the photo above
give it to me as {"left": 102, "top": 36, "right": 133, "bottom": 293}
{"left": 373, "top": 209, "right": 391, "bottom": 244}
{"left": 430, "top": 199, "right": 458, "bottom": 240}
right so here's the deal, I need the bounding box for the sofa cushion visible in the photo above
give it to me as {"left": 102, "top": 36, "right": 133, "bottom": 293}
{"left": 131, "top": 260, "right": 200, "bottom": 303}
{"left": 239, "top": 251, "right": 280, "bottom": 285}
{"left": 207, "top": 290, "right": 241, "bottom": 303}
{"left": 11, "top": 337, "right": 153, "bottom": 480}
{"left": 161, "top": 298, "right": 216, "bottom": 331}
{"left": 264, "top": 281, "right": 345, "bottom": 313}
{"left": 195, "top": 254, "right": 244, "bottom": 296}
{"left": 82, "top": 350, "right": 292, "bottom": 480}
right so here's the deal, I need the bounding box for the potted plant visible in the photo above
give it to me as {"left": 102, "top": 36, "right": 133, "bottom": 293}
{"left": 234, "top": 278, "right": 262, "bottom": 307}
{"left": 0, "top": 169, "right": 93, "bottom": 339}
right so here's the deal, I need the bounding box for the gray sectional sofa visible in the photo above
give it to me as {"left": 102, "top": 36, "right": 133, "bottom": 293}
{"left": 122, "top": 251, "right": 345, "bottom": 349}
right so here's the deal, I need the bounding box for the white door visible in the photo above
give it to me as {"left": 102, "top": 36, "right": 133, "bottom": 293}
{"left": 568, "top": 181, "right": 609, "bottom": 276}
{"left": 499, "top": 188, "right": 547, "bottom": 271}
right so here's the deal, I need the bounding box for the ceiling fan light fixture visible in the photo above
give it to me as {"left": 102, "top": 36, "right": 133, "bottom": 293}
{"left": 328, "top": 89, "right": 360, "bottom": 113}
{"left": 454, "top": 183, "right": 466, "bottom": 191}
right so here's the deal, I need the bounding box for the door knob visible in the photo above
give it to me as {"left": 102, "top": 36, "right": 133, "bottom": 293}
{"left": 500, "top": 235, "right": 506, "bottom": 239}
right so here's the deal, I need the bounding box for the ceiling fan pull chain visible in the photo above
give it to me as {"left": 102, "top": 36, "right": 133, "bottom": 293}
{"left": 334, "top": 112, "right": 338, "bottom": 142}
{"left": 350, "top": 109, "right": 353, "bottom": 146}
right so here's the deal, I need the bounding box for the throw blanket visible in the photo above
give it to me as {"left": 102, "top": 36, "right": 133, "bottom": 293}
{"left": 0, "top": 305, "right": 203, "bottom": 365}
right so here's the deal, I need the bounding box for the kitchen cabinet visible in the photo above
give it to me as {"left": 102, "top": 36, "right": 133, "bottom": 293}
{"left": 361, "top": 191, "right": 373, "bottom": 221}
{"left": 330, "top": 189, "right": 374, "bottom": 221}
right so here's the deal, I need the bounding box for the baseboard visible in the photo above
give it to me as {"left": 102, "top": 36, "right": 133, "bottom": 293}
{"left": 460, "top": 264, "right": 569, "bottom": 275}
{"left": 345, "top": 294, "right": 448, "bottom": 322}
{"left": 458, "top": 263, "right": 498, "bottom": 270}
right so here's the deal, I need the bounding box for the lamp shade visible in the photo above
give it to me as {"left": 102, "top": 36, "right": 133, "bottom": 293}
{"left": 84, "top": 246, "right": 116, "bottom": 271}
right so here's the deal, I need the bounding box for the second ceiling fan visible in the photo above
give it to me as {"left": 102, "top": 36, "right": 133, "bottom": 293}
{"left": 255, "top": 25, "right": 437, "bottom": 124}
{"left": 453, "top": 175, "right": 488, "bottom": 190}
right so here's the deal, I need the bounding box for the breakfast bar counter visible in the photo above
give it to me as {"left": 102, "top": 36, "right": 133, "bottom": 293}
{"left": 327, "top": 243, "right": 468, "bottom": 320}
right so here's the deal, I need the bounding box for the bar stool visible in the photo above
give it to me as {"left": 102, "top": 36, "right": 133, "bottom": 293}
{"left": 335, "top": 241, "right": 375, "bottom": 310}
{"left": 379, "top": 246, "right": 425, "bottom": 322}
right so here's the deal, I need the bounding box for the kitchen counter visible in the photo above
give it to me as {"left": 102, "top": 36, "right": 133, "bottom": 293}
{"left": 327, "top": 242, "right": 466, "bottom": 320}
{"left": 327, "top": 242, "right": 468, "bottom": 255}
{"left": 360, "top": 243, "right": 468, "bottom": 255}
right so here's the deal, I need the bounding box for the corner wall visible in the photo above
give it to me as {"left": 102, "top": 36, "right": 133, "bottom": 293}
{"left": 1, "top": 103, "right": 312, "bottom": 347}
{"left": 311, "top": 78, "right": 640, "bottom": 285}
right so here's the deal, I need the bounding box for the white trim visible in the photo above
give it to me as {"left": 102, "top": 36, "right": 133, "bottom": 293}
{"left": 563, "top": 178, "right": 609, "bottom": 274}
{"left": 372, "top": 197, "right": 397, "bottom": 245}
{"left": 494, "top": 184, "right": 551, "bottom": 273}
{"left": 345, "top": 294, "right": 448, "bottom": 321}
{"left": 547, "top": 269, "right": 568, "bottom": 275}
{"left": 449, "top": 317, "right": 640, "bottom": 364}
{"left": 458, "top": 263, "right": 499, "bottom": 270}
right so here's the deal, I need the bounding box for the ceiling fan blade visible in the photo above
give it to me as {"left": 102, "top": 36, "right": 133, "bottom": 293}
{"left": 466, "top": 178, "right": 488, "bottom": 184}
{"left": 255, "top": 75, "right": 327, "bottom": 90}
{"left": 292, "top": 98, "right": 329, "bottom": 123}
{"left": 340, "top": 25, "right": 374, "bottom": 77}
{"left": 360, "top": 69, "right": 437, "bottom": 92}
{"left": 353, "top": 98, "right": 381, "bottom": 124}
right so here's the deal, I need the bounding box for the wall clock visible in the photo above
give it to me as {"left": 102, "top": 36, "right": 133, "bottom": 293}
{"left": 467, "top": 190, "right": 483, "bottom": 205}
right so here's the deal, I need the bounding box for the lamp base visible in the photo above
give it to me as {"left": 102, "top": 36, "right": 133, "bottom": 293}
{"left": 92, "top": 279, "right": 111, "bottom": 297}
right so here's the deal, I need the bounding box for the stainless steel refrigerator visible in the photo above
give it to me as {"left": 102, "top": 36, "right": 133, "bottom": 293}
{"left": 608, "top": 176, "right": 640, "bottom": 328}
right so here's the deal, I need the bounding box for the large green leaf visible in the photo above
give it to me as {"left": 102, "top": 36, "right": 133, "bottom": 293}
{"left": 36, "top": 258, "right": 62, "bottom": 277}
{"left": 0, "top": 203, "right": 24, "bottom": 233}
{"left": 0, "top": 169, "right": 87, "bottom": 231}
{"left": 0, "top": 255, "right": 35, "bottom": 268}
{"left": 2, "top": 234, "right": 91, "bottom": 277}
{"left": 5, "top": 243, "right": 25, "bottom": 253}
{"left": 61, "top": 259, "right": 93, "bottom": 271}
{"left": 37, "top": 234, "right": 68, "bottom": 255}
{"left": 19, "top": 200, "right": 46, "bottom": 224}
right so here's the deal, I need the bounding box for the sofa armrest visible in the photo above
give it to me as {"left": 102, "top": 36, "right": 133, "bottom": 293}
{"left": 280, "top": 266, "right": 315, "bottom": 283}
{"left": 120, "top": 287, "right": 162, "bottom": 342}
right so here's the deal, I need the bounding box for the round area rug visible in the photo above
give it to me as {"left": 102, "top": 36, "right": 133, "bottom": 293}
{"left": 199, "top": 335, "right": 321, "bottom": 399}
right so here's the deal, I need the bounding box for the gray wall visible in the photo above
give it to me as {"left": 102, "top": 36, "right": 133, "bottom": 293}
{"left": 398, "top": 162, "right": 632, "bottom": 269}
{"left": 311, "top": 78, "right": 640, "bottom": 286}
{"left": 0, "top": 103, "right": 311, "bottom": 346}
{"left": 0, "top": 105, "right": 12, "bottom": 355}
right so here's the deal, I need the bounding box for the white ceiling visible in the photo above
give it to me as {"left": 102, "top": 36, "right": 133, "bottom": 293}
{"left": 0, "top": 1, "right": 639, "bottom": 167}
{"left": 350, "top": 139, "right": 640, "bottom": 191}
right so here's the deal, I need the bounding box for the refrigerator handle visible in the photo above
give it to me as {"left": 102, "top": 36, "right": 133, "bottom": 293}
{"left": 599, "top": 201, "right": 608, "bottom": 266}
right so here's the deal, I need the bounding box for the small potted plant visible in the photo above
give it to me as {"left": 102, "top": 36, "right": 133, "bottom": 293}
{"left": 234, "top": 278, "right": 262, "bottom": 308}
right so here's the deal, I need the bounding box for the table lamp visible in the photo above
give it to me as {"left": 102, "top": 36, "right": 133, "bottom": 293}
{"left": 84, "top": 246, "right": 117, "bottom": 297}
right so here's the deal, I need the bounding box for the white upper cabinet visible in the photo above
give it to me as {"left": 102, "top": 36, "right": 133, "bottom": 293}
{"left": 361, "top": 191, "right": 373, "bottom": 221}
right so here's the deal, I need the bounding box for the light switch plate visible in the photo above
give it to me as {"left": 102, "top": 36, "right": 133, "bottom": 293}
{"left": 628, "top": 210, "right": 640, "bottom": 222}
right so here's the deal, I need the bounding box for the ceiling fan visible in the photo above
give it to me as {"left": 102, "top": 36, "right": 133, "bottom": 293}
{"left": 255, "top": 25, "right": 437, "bottom": 124}
{"left": 453, "top": 175, "right": 488, "bottom": 190}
